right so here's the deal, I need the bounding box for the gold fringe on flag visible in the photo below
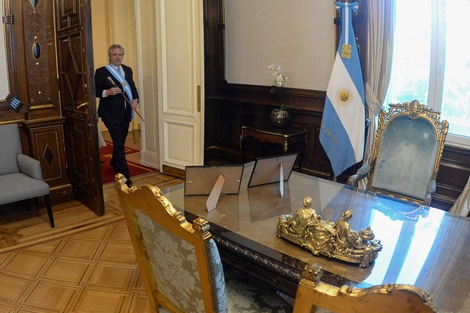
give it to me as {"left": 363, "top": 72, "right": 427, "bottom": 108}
{"left": 132, "top": 119, "right": 140, "bottom": 145}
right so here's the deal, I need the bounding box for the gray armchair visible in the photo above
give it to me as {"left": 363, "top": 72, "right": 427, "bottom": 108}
{"left": 0, "top": 123, "right": 54, "bottom": 227}
{"left": 348, "top": 100, "right": 448, "bottom": 206}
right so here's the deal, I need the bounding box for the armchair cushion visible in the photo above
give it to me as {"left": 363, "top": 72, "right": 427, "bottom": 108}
{"left": 371, "top": 115, "right": 438, "bottom": 201}
{"left": 0, "top": 173, "right": 50, "bottom": 205}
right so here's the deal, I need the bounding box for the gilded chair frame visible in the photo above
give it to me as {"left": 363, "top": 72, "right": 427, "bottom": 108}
{"left": 116, "top": 174, "right": 293, "bottom": 312}
{"left": 293, "top": 264, "right": 439, "bottom": 313}
{"left": 349, "top": 100, "right": 448, "bottom": 206}
{"left": 115, "top": 174, "right": 220, "bottom": 313}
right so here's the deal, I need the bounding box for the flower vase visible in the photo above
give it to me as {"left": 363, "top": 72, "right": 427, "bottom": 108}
{"left": 270, "top": 108, "right": 290, "bottom": 128}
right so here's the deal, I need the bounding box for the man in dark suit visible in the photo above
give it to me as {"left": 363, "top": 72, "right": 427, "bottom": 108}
{"left": 95, "top": 44, "right": 139, "bottom": 187}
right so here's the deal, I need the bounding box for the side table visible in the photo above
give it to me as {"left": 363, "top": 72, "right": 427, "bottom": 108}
{"left": 240, "top": 125, "right": 308, "bottom": 170}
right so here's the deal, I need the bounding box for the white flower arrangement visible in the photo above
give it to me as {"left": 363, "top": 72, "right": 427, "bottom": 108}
{"left": 268, "top": 63, "right": 288, "bottom": 88}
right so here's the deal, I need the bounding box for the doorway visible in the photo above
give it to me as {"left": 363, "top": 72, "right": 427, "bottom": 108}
{"left": 90, "top": 0, "right": 144, "bottom": 186}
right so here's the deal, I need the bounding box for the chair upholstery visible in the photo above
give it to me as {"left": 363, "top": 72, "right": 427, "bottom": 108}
{"left": 293, "top": 264, "right": 439, "bottom": 313}
{"left": 0, "top": 123, "right": 54, "bottom": 227}
{"left": 348, "top": 100, "right": 448, "bottom": 206}
{"left": 115, "top": 174, "right": 292, "bottom": 313}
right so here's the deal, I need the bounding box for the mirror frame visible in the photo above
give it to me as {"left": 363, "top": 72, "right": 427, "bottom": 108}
{"left": 1, "top": 0, "right": 26, "bottom": 115}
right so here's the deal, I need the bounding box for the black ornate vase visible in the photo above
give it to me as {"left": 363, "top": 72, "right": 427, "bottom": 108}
{"left": 270, "top": 109, "right": 290, "bottom": 128}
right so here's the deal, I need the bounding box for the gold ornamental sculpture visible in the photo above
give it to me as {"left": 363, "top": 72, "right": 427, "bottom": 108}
{"left": 277, "top": 196, "right": 383, "bottom": 267}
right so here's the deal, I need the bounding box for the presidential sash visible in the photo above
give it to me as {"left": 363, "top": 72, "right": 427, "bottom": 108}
{"left": 105, "top": 64, "right": 133, "bottom": 103}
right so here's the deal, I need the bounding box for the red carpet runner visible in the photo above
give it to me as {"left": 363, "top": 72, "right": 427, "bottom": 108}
{"left": 100, "top": 141, "right": 157, "bottom": 184}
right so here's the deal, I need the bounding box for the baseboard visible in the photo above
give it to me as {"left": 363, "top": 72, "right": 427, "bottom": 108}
{"left": 161, "top": 165, "right": 185, "bottom": 179}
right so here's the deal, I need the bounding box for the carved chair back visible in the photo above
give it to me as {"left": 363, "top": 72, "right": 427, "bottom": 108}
{"left": 367, "top": 100, "right": 448, "bottom": 205}
{"left": 293, "top": 264, "right": 439, "bottom": 313}
{"left": 116, "top": 175, "right": 226, "bottom": 312}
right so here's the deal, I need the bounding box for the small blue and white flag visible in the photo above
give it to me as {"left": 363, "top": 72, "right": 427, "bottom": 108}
{"left": 319, "top": 1, "right": 365, "bottom": 177}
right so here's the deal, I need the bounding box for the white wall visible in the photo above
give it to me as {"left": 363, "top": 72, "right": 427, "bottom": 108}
{"left": 134, "top": 0, "right": 160, "bottom": 168}
{"left": 225, "top": 0, "right": 335, "bottom": 90}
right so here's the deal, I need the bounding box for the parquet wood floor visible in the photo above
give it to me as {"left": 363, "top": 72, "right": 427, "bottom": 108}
{"left": 0, "top": 132, "right": 185, "bottom": 312}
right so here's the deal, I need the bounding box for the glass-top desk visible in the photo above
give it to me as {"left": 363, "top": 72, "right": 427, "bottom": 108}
{"left": 159, "top": 162, "right": 470, "bottom": 313}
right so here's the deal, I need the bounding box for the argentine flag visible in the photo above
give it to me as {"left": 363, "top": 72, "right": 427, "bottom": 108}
{"left": 319, "top": 1, "right": 365, "bottom": 177}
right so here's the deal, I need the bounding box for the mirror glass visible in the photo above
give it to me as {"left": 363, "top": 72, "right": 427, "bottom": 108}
{"left": 0, "top": 3, "right": 10, "bottom": 99}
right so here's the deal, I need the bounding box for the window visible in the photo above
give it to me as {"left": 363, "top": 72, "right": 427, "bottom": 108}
{"left": 385, "top": 0, "right": 470, "bottom": 149}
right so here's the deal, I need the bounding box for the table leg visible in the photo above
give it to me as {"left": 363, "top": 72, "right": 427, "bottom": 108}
{"left": 240, "top": 132, "right": 246, "bottom": 163}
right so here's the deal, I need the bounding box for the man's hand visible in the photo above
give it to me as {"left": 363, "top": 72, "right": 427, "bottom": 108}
{"left": 131, "top": 99, "right": 139, "bottom": 110}
{"left": 107, "top": 87, "right": 122, "bottom": 96}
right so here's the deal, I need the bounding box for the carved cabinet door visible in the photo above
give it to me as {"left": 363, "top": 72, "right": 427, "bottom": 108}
{"left": 55, "top": 0, "right": 104, "bottom": 215}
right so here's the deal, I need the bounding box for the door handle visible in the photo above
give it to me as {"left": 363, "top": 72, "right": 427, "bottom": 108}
{"left": 197, "top": 85, "right": 201, "bottom": 112}
{"left": 77, "top": 102, "right": 88, "bottom": 110}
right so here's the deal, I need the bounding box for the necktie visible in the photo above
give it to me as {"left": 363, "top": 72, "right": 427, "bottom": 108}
{"left": 116, "top": 66, "right": 124, "bottom": 77}
{"left": 116, "top": 67, "right": 126, "bottom": 108}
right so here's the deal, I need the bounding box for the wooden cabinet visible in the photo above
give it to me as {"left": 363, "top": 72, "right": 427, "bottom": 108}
{"left": 23, "top": 118, "right": 73, "bottom": 203}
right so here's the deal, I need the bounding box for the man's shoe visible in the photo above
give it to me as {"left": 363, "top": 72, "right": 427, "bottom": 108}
{"left": 125, "top": 179, "right": 134, "bottom": 187}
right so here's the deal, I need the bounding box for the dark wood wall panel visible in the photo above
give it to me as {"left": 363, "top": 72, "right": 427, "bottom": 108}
{"left": 23, "top": 118, "right": 73, "bottom": 202}
{"left": 205, "top": 89, "right": 357, "bottom": 182}
{"left": 434, "top": 146, "right": 470, "bottom": 210}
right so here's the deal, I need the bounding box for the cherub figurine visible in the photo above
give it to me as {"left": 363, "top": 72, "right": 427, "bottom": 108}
{"left": 288, "top": 196, "right": 321, "bottom": 235}
{"left": 333, "top": 209, "right": 363, "bottom": 249}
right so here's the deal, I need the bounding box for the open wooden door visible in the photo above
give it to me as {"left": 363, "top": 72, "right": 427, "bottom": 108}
{"left": 55, "top": 0, "right": 104, "bottom": 215}
{"left": 157, "top": 0, "right": 205, "bottom": 170}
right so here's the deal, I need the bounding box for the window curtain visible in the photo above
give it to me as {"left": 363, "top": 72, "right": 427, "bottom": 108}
{"left": 359, "top": 0, "right": 394, "bottom": 189}
{"left": 450, "top": 175, "right": 470, "bottom": 217}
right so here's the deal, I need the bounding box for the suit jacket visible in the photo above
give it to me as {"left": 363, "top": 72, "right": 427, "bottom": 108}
{"left": 95, "top": 64, "right": 139, "bottom": 125}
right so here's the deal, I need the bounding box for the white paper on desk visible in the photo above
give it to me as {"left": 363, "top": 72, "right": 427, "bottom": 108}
{"left": 279, "top": 163, "right": 284, "bottom": 197}
{"left": 206, "top": 174, "right": 225, "bottom": 212}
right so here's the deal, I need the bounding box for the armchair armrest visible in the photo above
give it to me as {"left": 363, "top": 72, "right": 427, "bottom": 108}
{"left": 423, "top": 180, "right": 436, "bottom": 207}
{"left": 347, "top": 164, "right": 371, "bottom": 187}
{"left": 426, "top": 180, "right": 436, "bottom": 194}
{"left": 17, "top": 154, "right": 43, "bottom": 180}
